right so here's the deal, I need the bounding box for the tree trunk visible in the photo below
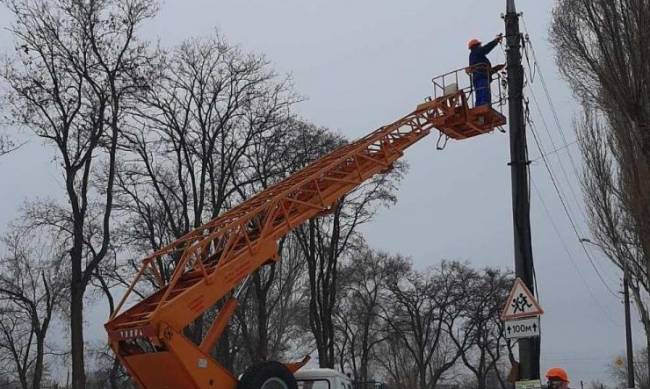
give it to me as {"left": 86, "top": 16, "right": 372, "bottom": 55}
{"left": 18, "top": 368, "right": 28, "bottom": 389}
{"left": 109, "top": 356, "right": 120, "bottom": 389}
{"left": 304, "top": 219, "right": 330, "bottom": 368}
{"left": 185, "top": 315, "right": 204, "bottom": 345}
{"left": 630, "top": 280, "right": 650, "bottom": 386}
{"left": 255, "top": 280, "right": 269, "bottom": 362}
{"left": 646, "top": 333, "right": 650, "bottom": 389}
{"left": 324, "top": 309, "right": 335, "bottom": 368}
{"left": 478, "top": 375, "right": 487, "bottom": 389}
{"left": 478, "top": 348, "right": 487, "bottom": 389}
{"left": 32, "top": 334, "right": 45, "bottom": 389}
{"left": 322, "top": 206, "right": 342, "bottom": 369}
{"left": 360, "top": 349, "right": 369, "bottom": 384}
{"left": 215, "top": 326, "right": 234, "bottom": 372}
{"left": 418, "top": 365, "right": 427, "bottom": 389}
{"left": 71, "top": 283, "right": 86, "bottom": 389}
{"left": 431, "top": 370, "right": 448, "bottom": 389}
{"left": 316, "top": 338, "right": 330, "bottom": 368}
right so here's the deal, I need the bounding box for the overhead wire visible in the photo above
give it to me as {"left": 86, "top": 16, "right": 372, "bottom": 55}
{"left": 527, "top": 115, "right": 619, "bottom": 299}
{"left": 521, "top": 15, "right": 578, "bottom": 170}
{"left": 521, "top": 15, "right": 584, "bottom": 185}
{"left": 499, "top": 19, "right": 620, "bottom": 320}
{"left": 529, "top": 140, "right": 578, "bottom": 163}
{"left": 527, "top": 85, "right": 585, "bottom": 222}
{"left": 518, "top": 27, "right": 585, "bottom": 223}
{"left": 515, "top": 20, "right": 620, "bottom": 301}
{"left": 531, "top": 177, "right": 620, "bottom": 328}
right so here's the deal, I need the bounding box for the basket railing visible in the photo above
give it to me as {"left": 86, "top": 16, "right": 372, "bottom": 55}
{"left": 431, "top": 64, "right": 506, "bottom": 114}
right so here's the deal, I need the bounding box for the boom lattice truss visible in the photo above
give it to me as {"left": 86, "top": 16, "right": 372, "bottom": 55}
{"left": 106, "top": 80, "right": 505, "bottom": 388}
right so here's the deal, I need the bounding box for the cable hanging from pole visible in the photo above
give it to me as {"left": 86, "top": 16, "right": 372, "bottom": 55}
{"left": 518, "top": 24, "right": 585, "bottom": 224}
{"left": 526, "top": 113, "right": 619, "bottom": 298}
{"left": 516, "top": 17, "right": 620, "bottom": 301}
{"left": 529, "top": 141, "right": 578, "bottom": 163}
{"left": 520, "top": 15, "right": 583, "bottom": 183}
{"left": 527, "top": 84, "right": 586, "bottom": 223}
{"left": 530, "top": 176, "right": 621, "bottom": 328}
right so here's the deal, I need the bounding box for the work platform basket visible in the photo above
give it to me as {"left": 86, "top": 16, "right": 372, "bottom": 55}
{"left": 426, "top": 64, "right": 507, "bottom": 148}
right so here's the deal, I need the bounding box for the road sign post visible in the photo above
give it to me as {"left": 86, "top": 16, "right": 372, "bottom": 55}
{"left": 502, "top": 277, "right": 544, "bottom": 385}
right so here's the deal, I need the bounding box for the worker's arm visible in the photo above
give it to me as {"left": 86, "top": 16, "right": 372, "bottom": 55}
{"left": 479, "top": 38, "right": 499, "bottom": 55}
{"left": 478, "top": 34, "right": 503, "bottom": 55}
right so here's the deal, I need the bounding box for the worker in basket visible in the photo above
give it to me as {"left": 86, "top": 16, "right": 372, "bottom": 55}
{"left": 467, "top": 34, "right": 505, "bottom": 107}
{"left": 545, "top": 367, "right": 570, "bottom": 389}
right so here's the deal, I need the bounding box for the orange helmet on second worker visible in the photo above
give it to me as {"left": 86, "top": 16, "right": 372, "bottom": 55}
{"left": 468, "top": 38, "right": 481, "bottom": 49}
{"left": 546, "top": 367, "right": 570, "bottom": 383}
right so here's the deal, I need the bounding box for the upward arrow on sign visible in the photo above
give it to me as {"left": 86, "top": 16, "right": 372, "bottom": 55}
{"left": 501, "top": 278, "right": 543, "bottom": 320}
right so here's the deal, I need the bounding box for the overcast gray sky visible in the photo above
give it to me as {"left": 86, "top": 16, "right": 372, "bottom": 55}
{"left": 0, "top": 0, "right": 640, "bottom": 386}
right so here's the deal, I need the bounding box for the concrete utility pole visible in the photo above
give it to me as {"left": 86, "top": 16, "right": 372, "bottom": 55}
{"left": 624, "top": 262, "right": 636, "bottom": 388}
{"left": 505, "top": 0, "right": 540, "bottom": 380}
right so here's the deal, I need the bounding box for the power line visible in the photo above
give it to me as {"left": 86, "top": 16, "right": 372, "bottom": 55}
{"left": 531, "top": 177, "right": 620, "bottom": 328}
{"left": 526, "top": 86, "right": 586, "bottom": 223}
{"left": 519, "top": 16, "right": 587, "bottom": 227}
{"left": 530, "top": 140, "right": 577, "bottom": 163}
{"left": 514, "top": 21, "right": 618, "bottom": 300}
{"left": 521, "top": 15, "right": 583, "bottom": 183}
{"left": 528, "top": 119, "right": 619, "bottom": 298}
{"left": 518, "top": 27, "right": 586, "bottom": 225}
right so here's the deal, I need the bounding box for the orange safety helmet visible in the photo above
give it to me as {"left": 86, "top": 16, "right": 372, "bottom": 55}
{"left": 468, "top": 38, "right": 481, "bottom": 49}
{"left": 546, "top": 367, "right": 570, "bottom": 383}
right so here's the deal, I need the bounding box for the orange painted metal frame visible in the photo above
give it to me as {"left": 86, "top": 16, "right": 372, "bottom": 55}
{"left": 105, "top": 89, "right": 505, "bottom": 389}
{"left": 430, "top": 64, "right": 507, "bottom": 140}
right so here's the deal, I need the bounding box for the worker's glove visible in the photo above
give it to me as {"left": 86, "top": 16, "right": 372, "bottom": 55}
{"left": 496, "top": 33, "right": 504, "bottom": 43}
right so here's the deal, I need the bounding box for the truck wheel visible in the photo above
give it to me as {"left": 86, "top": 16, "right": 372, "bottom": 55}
{"left": 238, "top": 361, "right": 297, "bottom": 389}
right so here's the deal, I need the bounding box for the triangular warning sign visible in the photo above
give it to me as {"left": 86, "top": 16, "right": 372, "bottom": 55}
{"left": 501, "top": 278, "right": 544, "bottom": 320}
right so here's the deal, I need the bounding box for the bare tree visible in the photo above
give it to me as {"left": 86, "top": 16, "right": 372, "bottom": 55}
{"left": 334, "top": 246, "right": 410, "bottom": 383}
{"left": 1, "top": 0, "right": 156, "bottom": 386}
{"left": 381, "top": 261, "right": 471, "bottom": 389}
{"left": 113, "top": 33, "right": 298, "bottom": 370}
{"left": 0, "top": 133, "right": 22, "bottom": 157}
{"left": 89, "top": 255, "right": 137, "bottom": 389}
{"left": 293, "top": 143, "right": 405, "bottom": 368}
{"left": 551, "top": 0, "right": 650, "bottom": 167}
{"left": 451, "top": 267, "right": 513, "bottom": 389}
{"left": 587, "top": 381, "right": 610, "bottom": 389}
{"left": 551, "top": 0, "right": 650, "bottom": 358}
{"left": 375, "top": 331, "right": 420, "bottom": 389}
{"left": 609, "top": 348, "right": 650, "bottom": 389}
{"left": 118, "top": 34, "right": 295, "bottom": 260}
{"left": 84, "top": 341, "right": 135, "bottom": 389}
{"left": 232, "top": 121, "right": 333, "bottom": 366}
{"left": 234, "top": 234, "right": 308, "bottom": 365}
{"left": 575, "top": 110, "right": 650, "bottom": 354}
{"left": 0, "top": 220, "right": 66, "bottom": 389}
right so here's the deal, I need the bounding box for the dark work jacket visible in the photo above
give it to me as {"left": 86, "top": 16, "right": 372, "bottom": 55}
{"left": 469, "top": 38, "right": 499, "bottom": 81}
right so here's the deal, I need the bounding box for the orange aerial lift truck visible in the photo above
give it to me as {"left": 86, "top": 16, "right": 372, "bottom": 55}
{"left": 105, "top": 66, "right": 506, "bottom": 389}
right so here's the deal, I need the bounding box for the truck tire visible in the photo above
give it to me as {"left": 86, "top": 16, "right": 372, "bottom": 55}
{"left": 238, "top": 361, "right": 298, "bottom": 389}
